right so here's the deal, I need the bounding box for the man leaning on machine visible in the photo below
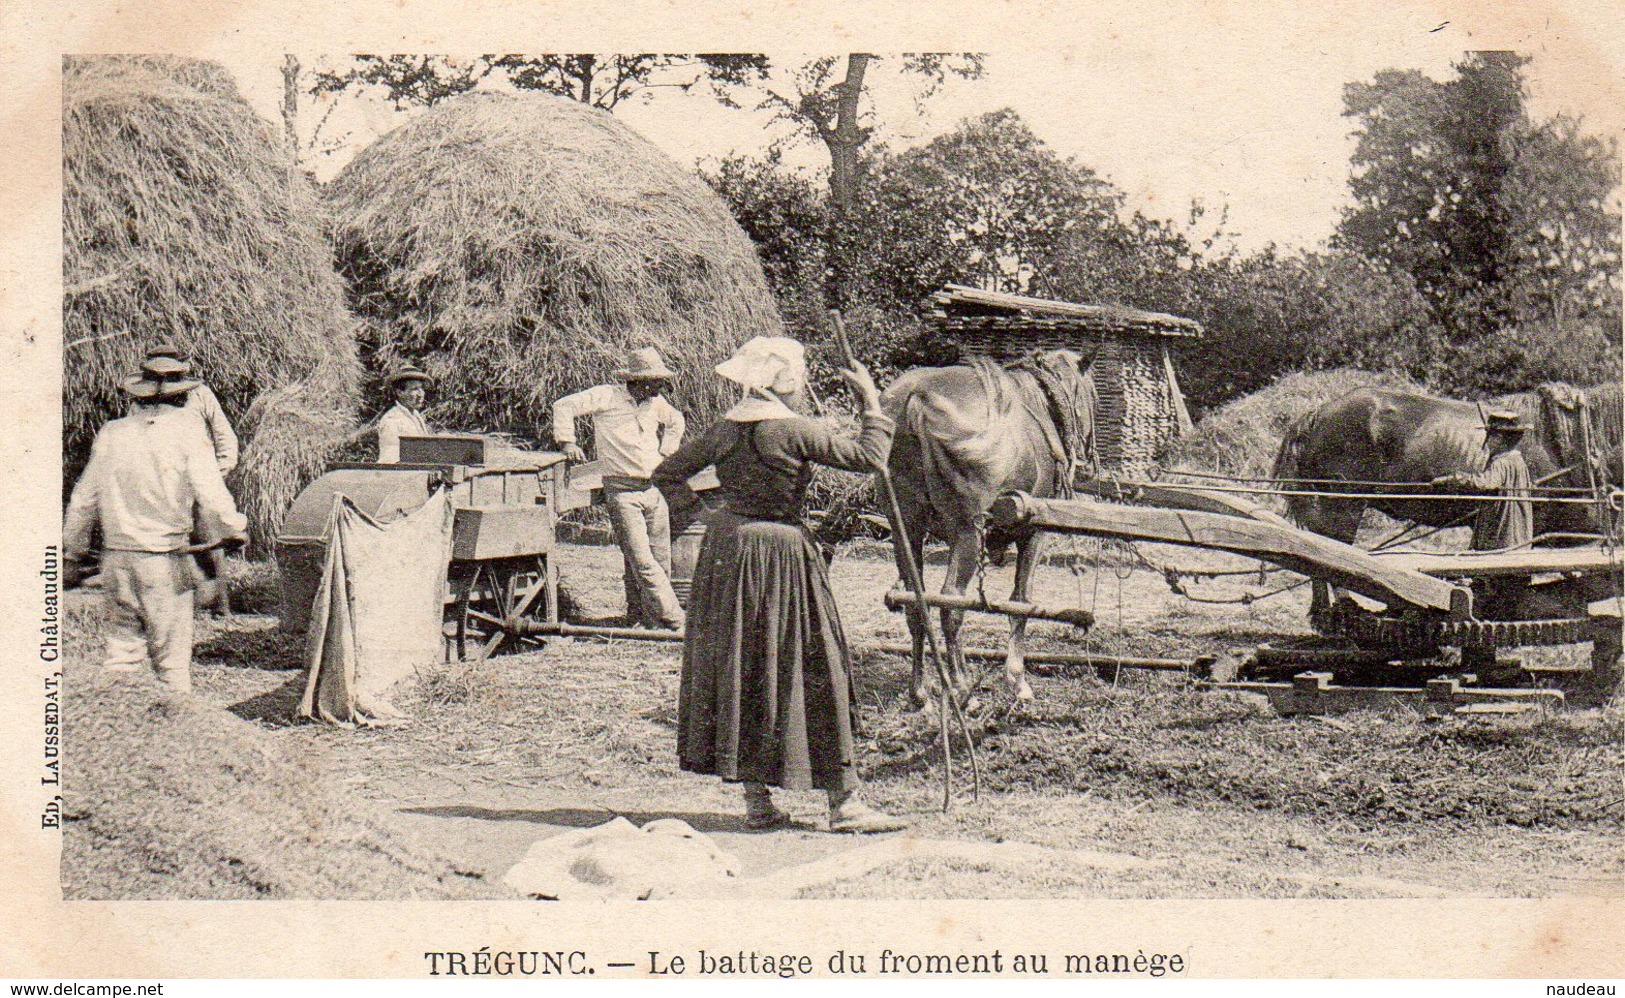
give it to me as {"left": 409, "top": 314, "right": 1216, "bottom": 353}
{"left": 552, "top": 347, "right": 687, "bottom": 631}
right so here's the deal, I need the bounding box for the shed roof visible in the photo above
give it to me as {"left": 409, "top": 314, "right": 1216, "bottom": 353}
{"left": 930, "top": 284, "right": 1203, "bottom": 339}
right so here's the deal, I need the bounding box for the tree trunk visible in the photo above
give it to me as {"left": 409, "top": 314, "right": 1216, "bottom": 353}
{"left": 824, "top": 54, "right": 872, "bottom": 310}
{"left": 281, "top": 54, "right": 300, "bottom": 157}
{"left": 576, "top": 55, "right": 596, "bottom": 105}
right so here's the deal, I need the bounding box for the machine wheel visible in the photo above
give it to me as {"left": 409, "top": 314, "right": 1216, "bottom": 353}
{"left": 445, "top": 556, "right": 549, "bottom": 661}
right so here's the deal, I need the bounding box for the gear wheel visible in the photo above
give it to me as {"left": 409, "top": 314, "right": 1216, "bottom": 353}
{"left": 1316, "top": 604, "right": 1591, "bottom": 648}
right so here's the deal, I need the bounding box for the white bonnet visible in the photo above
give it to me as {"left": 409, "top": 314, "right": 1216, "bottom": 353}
{"left": 715, "top": 336, "right": 807, "bottom": 396}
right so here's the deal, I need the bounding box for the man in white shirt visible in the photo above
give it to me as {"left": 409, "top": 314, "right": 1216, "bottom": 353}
{"left": 65, "top": 366, "right": 248, "bottom": 695}
{"left": 553, "top": 347, "right": 687, "bottom": 630}
{"left": 144, "top": 343, "right": 239, "bottom": 475}
{"left": 377, "top": 365, "right": 434, "bottom": 464}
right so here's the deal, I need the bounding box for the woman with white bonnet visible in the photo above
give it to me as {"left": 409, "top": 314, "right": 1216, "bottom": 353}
{"left": 654, "top": 336, "right": 908, "bottom": 834}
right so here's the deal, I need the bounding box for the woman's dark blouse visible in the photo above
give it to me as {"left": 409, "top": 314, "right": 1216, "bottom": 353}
{"left": 655, "top": 412, "right": 894, "bottom": 521}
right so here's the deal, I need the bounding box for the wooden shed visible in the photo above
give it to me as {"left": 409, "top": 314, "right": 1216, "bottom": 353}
{"left": 928, "top": 284, "right": 1203, "bottom": 476}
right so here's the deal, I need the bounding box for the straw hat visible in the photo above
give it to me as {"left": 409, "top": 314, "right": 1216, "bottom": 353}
{"left": 387, "top": 364, "right": 434, "bottom": 387}
{"left": 145, "top": 342, "right": 189, "bottom": 362}
{"left": 1481, "top": 410, "right": 1531, "bottom": 435}
{"left": 121, "top": 368, "right": 199, "bottom": 400}
{"left": 140, "top": 354, "right": 192, "bottom": 379}
{"left": 614, "top": 346, "right": 676, "bottom": 381}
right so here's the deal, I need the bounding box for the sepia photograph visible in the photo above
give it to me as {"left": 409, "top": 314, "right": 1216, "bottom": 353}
{"left": 6, "top": 0, "right": 1623, "bottom": 981}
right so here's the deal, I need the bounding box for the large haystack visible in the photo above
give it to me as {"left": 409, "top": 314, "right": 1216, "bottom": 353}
{"left": 327, "top": 92, "right": 783, "bottom": 435}
{"left": 63, "top": 56, "right": 359, "bottom": 548}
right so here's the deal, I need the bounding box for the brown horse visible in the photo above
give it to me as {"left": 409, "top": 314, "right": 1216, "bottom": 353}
{"left": 883, "top": 350, "right": 1097, "bottom": 705}
{"left": 1273, "top": 381, "right": 1622, "bottom": 612}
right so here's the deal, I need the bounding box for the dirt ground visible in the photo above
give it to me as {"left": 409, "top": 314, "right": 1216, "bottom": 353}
{"left": 63, "top": 538, "right": 1624, "bottom": 900}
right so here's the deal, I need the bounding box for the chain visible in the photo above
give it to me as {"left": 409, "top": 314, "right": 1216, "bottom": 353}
{"left": 1117, "top": 538, "right": 1306, "bottom": 607}
{"left": 971, "top": 512, "right": 992, "bottom": 606}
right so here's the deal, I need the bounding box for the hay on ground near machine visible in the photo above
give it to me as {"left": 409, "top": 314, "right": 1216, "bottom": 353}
{"left": 275, "top": 436, "right": 714, "bottom": 661}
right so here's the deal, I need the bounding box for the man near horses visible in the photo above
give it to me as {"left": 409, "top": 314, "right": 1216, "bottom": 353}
{"left": 553, "top": 347, "right": 687, "bottom": 631}
{"left": 1433, "top": 410, "right": 1536, "bottom": 670}
{"left": 1432, "top": 410, "right": 1534, "bottom": 553}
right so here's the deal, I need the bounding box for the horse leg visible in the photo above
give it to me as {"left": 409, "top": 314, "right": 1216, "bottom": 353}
{"left": 1003, "top": 530, "right": 1047, "bottom": 701}
{"left": 939, "top": 533, "right": 981, "bottom": 698}
{"left": 892, "top": 520, "right": 931, "bottom": 710}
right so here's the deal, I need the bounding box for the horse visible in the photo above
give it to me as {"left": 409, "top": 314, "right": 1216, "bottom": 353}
{"left": 1272, "top": 381, "right": 1622, "bottom": 614}
{"left": 882, "top": 349, "right": 1097, "bottom": 706}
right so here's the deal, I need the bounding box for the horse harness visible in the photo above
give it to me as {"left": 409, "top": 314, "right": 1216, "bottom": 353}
{"left": 1004, "top": 353, "right": 1092, "bottom": 500}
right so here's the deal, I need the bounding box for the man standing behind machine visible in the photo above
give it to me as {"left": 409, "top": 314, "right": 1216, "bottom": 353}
{"left": 1433, "top": 409, "right": 1535, "bottom": 669}
{"left": 553, "top": 347, "right": 687, "bottom": 631}
{"left": 376, "top": 364, "right": 435, "bottom": 464}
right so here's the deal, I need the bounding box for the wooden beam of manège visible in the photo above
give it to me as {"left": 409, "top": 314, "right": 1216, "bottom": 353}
{"left": 988, "top": 490, "right": 1469, "bottom": 616}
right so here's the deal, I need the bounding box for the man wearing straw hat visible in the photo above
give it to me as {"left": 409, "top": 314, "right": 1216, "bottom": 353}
{"left": 1434, "top": 410, "right": 1535, "bottom": 669}
{"left": 1433, "top": 409, "right": 1534, "bottom": 553}
{"left": 376, "top": 364, "right": 435, "bottom": 464}
{"left": 144, "top": 343, "right": 238, "bottom": 475}
{"left": 553, "top": 347, "right": 687, "bottom": 631}
{"left": 64, "top": 364, "right": 248, "bottom": 698}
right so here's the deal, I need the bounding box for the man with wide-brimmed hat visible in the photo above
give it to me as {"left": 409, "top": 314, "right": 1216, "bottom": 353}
{"left": 1433, "top": 409, "right": 1537, "bottom": 670}
{"left": 377, "top": 364, "right": 435, "bottom": 464}
{"left": 64, "top": 365, "right": 248, "bottom": 698}
{"left": 144, "top": 343, "right": 238, "bottom": 474}
{"left": 1434, "top": 409, "right": 1534, "bottom": 552}
{"left": 553, "top": 347, "right": 687, "bottom": 630}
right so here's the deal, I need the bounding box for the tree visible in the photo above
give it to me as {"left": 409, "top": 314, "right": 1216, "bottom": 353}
{"left": 310, "top": 54, "right": 769, "bottom": 111}
{"left": 1334, "top": 50, "right": 1621, "bottom": 355}
{"left": 861, "top": 109, "right": 1124, "bottom": 303}
{"left": 702, "top": 152, "right": 828, "bottom": 338}
{"left": 712, "top": 54, "right": 985, "bottom": 308}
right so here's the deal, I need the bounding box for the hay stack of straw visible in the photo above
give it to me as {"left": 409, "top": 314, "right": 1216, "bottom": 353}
{"left": 63, "top": 56, "right": 359, "bottom": 548}
{"left": 1166, "top": 369, "right": 1423, "bottom": 496}
{"left": 62, "top": 661, "right": 503, "bottom": 899}
{"left": 327, "top": 92, "right": 782, "bottom": 435}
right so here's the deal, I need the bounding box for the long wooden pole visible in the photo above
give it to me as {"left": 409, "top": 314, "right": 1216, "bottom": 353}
{"left": 880, "top": 589, "right": 1094, "bottom": 628}
{"left": 988, "top": 490, "right": 1470, "bottom": 615}
{"left": 829, "top": 310, "right": 977, "bottom": 808}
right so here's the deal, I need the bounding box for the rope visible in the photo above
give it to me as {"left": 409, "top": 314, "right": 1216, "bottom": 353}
{"left": 1161, "top": 466, "right": 1589, "bottom": 495}
{"left": 1117, "top": 480, "right": 1598, "bottom": 505}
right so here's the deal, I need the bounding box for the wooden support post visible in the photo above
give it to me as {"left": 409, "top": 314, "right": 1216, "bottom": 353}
{"left": 513, "top": 621, "right": 684, "bottom": 642}
{"left": 1202, "top": 673, "right": 1565, "bottom": 715}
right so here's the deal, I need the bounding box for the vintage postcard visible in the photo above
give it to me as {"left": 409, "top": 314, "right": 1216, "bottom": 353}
{"left": 2, "top": 0, "right": 1621, "bottom": 983}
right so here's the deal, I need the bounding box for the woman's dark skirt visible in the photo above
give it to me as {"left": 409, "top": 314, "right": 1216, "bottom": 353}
{"left": 677, "top": 509, "right": 858, "bottom": 793}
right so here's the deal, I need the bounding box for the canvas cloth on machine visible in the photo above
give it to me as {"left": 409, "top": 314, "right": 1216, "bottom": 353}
{"left": 299, "top": 490, "right": 453, "bottom": 727}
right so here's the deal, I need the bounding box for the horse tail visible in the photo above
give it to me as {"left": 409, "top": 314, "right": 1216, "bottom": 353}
{"left": 897, "top": 386, "right": 961, "bottom": 546}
